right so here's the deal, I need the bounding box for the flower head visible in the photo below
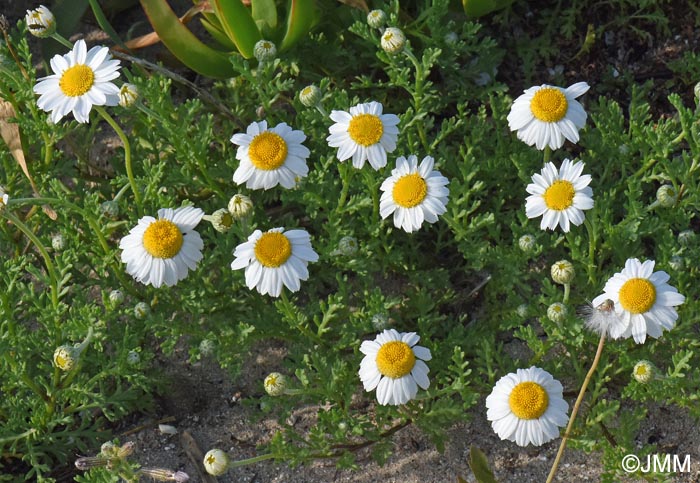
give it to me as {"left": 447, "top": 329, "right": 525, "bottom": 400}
{"left": 507, "top": 82, "right": 589, "bottom": 150}
{"left": 381, "top": 27, "right": 406, "bottom": 54}
{"left": 231, "top": 121, "right": 310, "bottom": 190}
{"left": 299, "top": 84, "right": 322, "bottom": 107}
{"left": 54, "top": 345, "right": 80, "bottom": 371}
{"left": 25, "top": 5, "right": 56, "bottom": 38}
{"left": 367, "top": 9, "right": 387, "bottom": 28}
{"left": 526, "top": 158, "right": 593, "bottom": 232}
{"left": 551, "top": 260, "right": 575, "bottom": 285}
{"left": 203, "top": 449, "right": 229, "bottom": 476}
{"left": 253, "top": 40, "right": 276, "bottom": 62}
{"left": 205, "top": 208, "right": 233, "bottom": 233}
{"left": 118, "top": 83, "right": 138, "bottom": 107}
{"left": 486, "top": 366, "right": 569, "bottom": 446}
{"left": 359, "top": 329, "right": 431, "bottom": 406}
{"left": 592, "top": 258, "right": 685, "bottom": 344}
{"left": 379, "top": 155, "right": 449, "bottom": 233}
{"left": 120, "top": 206, "right": 204, "bottom": 288}
{"left": 33, "top": 39, "right": 121, "bottom": 123}
{"left": 231, "top": 227, "right": 319, "bottom": 297}
{"left": 547, "top": 302, "right": 567, "bottom": 323}
{"left": 228, "top": 193, "right": 253, "bottom": 219}
{"left": 632, "top": 360, "right": 656, "bottom": 384}
{"left": 264, "top": 372, "right": 288, "bottom": 396}
{"left": 327, "top": 101, "right": 399, "bottom": 170}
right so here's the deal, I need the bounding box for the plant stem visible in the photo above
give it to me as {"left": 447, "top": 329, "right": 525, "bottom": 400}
{"left": 50, "top": 32, "right": 74, "bottom": 49}
{"left": 94, "top": 106, "right": 142, "bottom": 214}
{"left": 583, "top": 218, "right": 596, "bottom": 283}
{"left": 4, "top": 212, "right": 59, "bottom": 309}
{"left": 0, "top": 428, "right": 36, "bottom": 445}
{"left": 546, "top": 333, "right": 606, "bottom": 483}
{"left": 337, "top": 163, "right": 353, "bottom": 211}
{"left": 403, "top": 47, "right": 429, "bottom": 152}
{"left": 227, "top": 453, "right": 276, "bottom": 468}
{"left": 361, "top": 170, "right": 379, "bottom": 226}
{"left": 543, "top": 146, "right": 552, "bottom": 164}
{"left": 562, "top": 283, "right": 570, "bottom": 304}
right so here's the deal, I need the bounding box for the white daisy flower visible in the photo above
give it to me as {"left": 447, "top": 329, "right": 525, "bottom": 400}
{"left": 592, "top": 258, "right": 685, "bottom": 344}
{"left": 507, "top": 82, "right": 589, "bottom": 150}
{"left": 326, "top": 101, "right": 399, "bottom": 170}
{"left": 358, "top": 329, "right": 431, "bottom": 406}
{"left": 231, "top": 121, "right": 310, "bottom": 190}
{"left": 486, "top": 366, "right": 569, "bottom": 447}
{"left": 33, "top": 39, "right": 121, "bottom": 123}
{"left": 119, "top": 207, "right": 204, "bottom": 288}
{"left": 525, "top": 158, "right": 593, "bottom": 232}
{"left": 230, "top": 227, "right": 319, "bottom": 297}
{"left": 379, "top": 155, "right": 449, "bottom": 233}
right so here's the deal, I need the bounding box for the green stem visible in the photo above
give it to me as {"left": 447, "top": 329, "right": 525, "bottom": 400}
{"left": 94, "top": 106, "right": 142, "bottom": 214}
{"left": 279, "top": 292, "right": 321, "bottom": 342}
{"left": 546, "top": 333, "right": 606, "bottom": 483}
{"left": 50, "top": 32, "right": 74, "bottom": 49}
{"left": 563, "top": 283, "right": 570, "bottom": 304}
{"left": 543, "top": 146, "right": 552, "bottom": 164}
{"left": 361, "top": 170, "right": 379, "bottom": 226}
{"left": 4, "top": 212, "right": 59, "bottom": 309}
{"left": 314, "top": 104, "right": 328, "bottom": 117}
{"left": 227, "top": 453, "right": 276, "bottom": 469}
{"left": 336, "top": 163, "right": 353, "bottom": 211}
{"left": 583, "top": 218, "right": 596, "bottom": 283}
{"left": 403, "top": 47, "right": 429, "bottom": 152}
{"left": 0, "top": 428, "right": 36, "bottom": 445}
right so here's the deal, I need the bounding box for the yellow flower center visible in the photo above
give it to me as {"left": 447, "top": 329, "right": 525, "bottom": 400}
{"left": 392, "top": 173, "right": 427, "bottom": 208}
{"left": 635, "top": 365, "right": 648, "bottom": 376}
{"left": 543, "top": 180, "right": 575, "bottom": 211}
{"left": 248, "top": 132, "right": 288, "bottom": 170}
{"left": 142, "top": 220, "right": 184, "bottom": 259}
{"left": 348, "top": 113, "right": 383, "bottom": 146}
{"left": 59, "top": 64, "right": 95, "bottom": 97}
{"left": 376, "top": 341, "right": 416, "bottom": 378}
{"left": 508, "top": 381, "right": 549, "bottom": 420}
{"left": 254, "top": 232, "right": 292, "bottom": 268}
{"left": 619, "top": 278, "right": 656, "bottom": 314}
{"left": 530, "top": 87, "right": 569, "bottom": 122}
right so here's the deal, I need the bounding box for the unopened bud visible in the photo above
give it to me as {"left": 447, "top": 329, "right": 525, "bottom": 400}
{"left": 518, "top": 234, "right": 535, "bottom": 252}
{"left": 118, "top": 83, "right": 138, "bottom": 108}
{"left": 516, "top": 304, "right": 528, "bottom": 317}
{"left": 299, "top": 84, "right": 322, "bottom": 107}
{"left": 134, "top": 302, "right": 150, "bottom": 320}
{"left": 109, "top": 289, "right": 124, "bottom": 307}
{"left": 669, "top": 255, "right": 684, "bottom": 271}
{"left": 367, "top": 9, "right": 387, "bottom": 28}
{"left": 337, "top": 236, "right": 358, "bottom": 256}
{"left": 381, "top": 27, "right": 406, "bottom": 54}
{"left": 550, "top": 260, "right": 575, "bottom": 285}
{"left": 54, "top": 345, "right": 80, "bottom": 371}
{"left": 253, "top": 40, "right": 277, "bottom": 62}
{"left": 199, "top": 339, "right": 215, "bottom": 357}
{"left": 138, "top": 468, "right": 189, "bottom": 482}
{"left": 0, "top": 188, "right": 9, "bottom": 213}
{"left": 203, "top": 449, "right": 230, "bottom": 476}
{"left": 547, "top": 302, "right": 567, "bottom": 323}
{"left": 695, "top": 81, "right": 700, "bottom": 101}
{"left": 206, "top": 208, "right": 234, "bottom": 233}
{"left": 25, "top": 5, "right": 56, "bottom": 38}
{"left": 632, "top": 360, "right": 655, "bottom": 384}
{"left": 371, "top": 313, "right": 390, "bottom": 331}
{"left": 51, "top": 233, "right": 65, "bottom": 251}
{"left": 127, "top": 350, "right": 140, "bottom": 365}
{"left": 100, "top": 200, "right": 120, "bottom": 218}
{"left": 655, "top": 185, "right": 678, "bottom": 208}
{"left": 228, "top": 194, "right": 253, "bottom": 219}
{"left": 264, "top": 372, "right": 288, "bottom": 396}
{"left": 678, "top": 230, "right": 695, "bottom": 247}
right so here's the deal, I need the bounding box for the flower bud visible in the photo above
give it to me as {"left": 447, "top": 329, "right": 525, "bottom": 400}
{"left": 550, "top": 260, "right": 575, "bottom": 285}
{"left": 51, "top": 233, "right": 65, "bottom": 251}
{"left": 253, "top": 40, "right": 277, "bottom": 62}
{"left": 54, "top": 344, "right": 80, "bottom": 371}
{"left": 444, "top": 31, "right": 459, "bottom": 45}
{"left": 118, "top": 83, "right": 139, "bottom": 108}
{"left": 0, "top": 188, "right": 9, "bottom": 213}
{"left": 695, "top": 81, "right": 700, "bottom": 101}
{"left": 381, "top": 27, "right": 406, "bottom": 54}
{"left": 367, "top": 9, "right": 387, "bottom": 28}
{"left": 228, "top": 194, "right": 253, "bottom": 219}
{"left": 203, "top": 449, "right": 230, "bottom": 476}
{"left": 516, "top": 304, "right": 528, "bottom": 317}
{"left": 100, "top": 441, "right": 118, "bottom": 457}
{"left": 206, "top": 208, "right": 234, "bottom": 233}
{"left": 25, "top": 5, "right": 56, "bottom": 38}
{"left": 264, "top": 372, "right": 288, "bottom": 396}
{"left": 678, "top": 230, "right": 695, "bottom": 247}
{"left": 134, "top": 302, "right": 150, "bottom": 320}
{"left": 100, "top": 200, "right": 120, "bottom": 218}
{"left": 337, "top": 236, "right": 358, "bottom": 256}
{"left": 632, "top": 360, "right": 655, "bottom": 384}
{"left": 371, "top": 313, "right": 390, "bottom": 331}
{"left": 669, "top": 255, "right": 684, "bottom": 271}
{"left": 138, "top": 468, "right": 189, "bottom": 482}
{"left": 547, "top": 302, "right": 567, "bottom": 323}
{"left": 655, "top": 185, "right": 677, "bottom": 208}
{"left": 127, "top": 350, "right": 141, "bottom": 365}
{"left": 299, "top": 84, "right": 322, "bottom": 107}
{"left": 518, "top": 234, "right": 535, "bottom": 252}
{"left": 109, "top": 289, "right": 124, "bottom": 307}
{"left": 199, "top": 339, "right": 215, "bottom": 357}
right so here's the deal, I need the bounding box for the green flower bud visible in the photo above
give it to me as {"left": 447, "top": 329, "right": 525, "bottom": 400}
{"left": 299, "top": 84, "right": 322, "bottom": 107}
{"left": 550, "top": 260, "right": 575, "bottom": 285}
{"left": 203, "top": 449, "right": 229, "bottom": 476}
{"left": 518, "top": 234, "right": 535, "bottom": 252}
{"left": 25, "top": 5, "right": 56, "bottom": 38}
{"left": 632, "top": 360, "right": 655, "bottom": 384}
{"left": 371, "top": 313, "right": 390, "bottom": 331}
{"left": 367, "top": 9, "right": 387, "bottom": 28}
{"left": 337, "top": 236, "right": 358, "bottom": 256}
{"left": 126, "top": 350, "right": 140, "bottom": 365}
{"left": 109, "top": 289, "right": 124, "bottom": 306}
{"left": 253, "top": 40, "right": 277, "bottom": 62}
{"left": 516, "top": 304, "right": 529, "bottom": 317}
{"left": 199, "top": 339, "right": 215, "bottom": 357}
{"left": 547, "top": 302, "right": 567, "bottom": 323}
{"left": 381, "top": 27, "right": 406, "bottom": 54}
{"left": 51, "top": 233, "right": 65, "bottom": 251}
{"left": 669, "top": 255, "right": 684, "bottom": 271}
{"left": 205, "top": 208, "right": 234, "bottom": 233}
{"left": 100, "top": 200, "right": 120, "bottom": 218}
{"left": 0, "top": 188, "right": 9, "bottom": 213}
{"left": 695, "top": 81, "right": 700, "bottom": 101}
{"left": 678, "top": 230, "right": 695, "bottom": 247}
{"left": 655, "top": 185, "right": 677, "bottom": 208}
{"left": 54, "top": 344, "right": 80, "bottom": 371}
{"left": 101, "top": 441, "right": 118, "bottom": 457}
{"left": 264, "top": 372, "right": 288, "bottom": 396}
{"left": 134, "top": 302, "right": 150, "bottom": 320}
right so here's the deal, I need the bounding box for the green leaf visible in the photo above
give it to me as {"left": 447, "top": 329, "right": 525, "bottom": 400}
{"left": 199, "top": 13, "right": 238, "bottom": 51}
{"left": 211, "top": 0, "right": 261, "bottom": 59}
{"left": 87, "top": 0, "right": 127, "bottom": 50}
{"left": 139, "top": 0, "right": 235, "bottom": 78}
{"left": 469, "top": 445, "right": 498, "bottom": 483}
{"left": 280, "top": 0, "right": 318, "bottom": 51}
{"left": 252, "top": 0, "right": 278, "bottom": 38}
